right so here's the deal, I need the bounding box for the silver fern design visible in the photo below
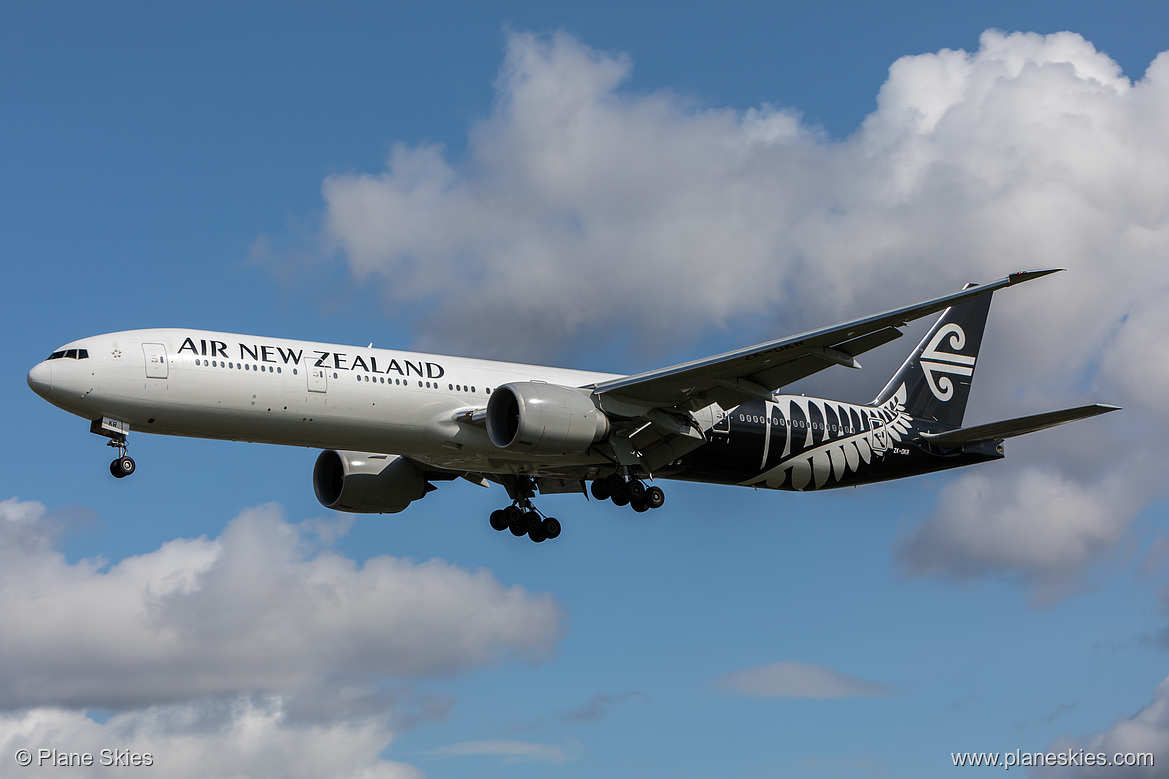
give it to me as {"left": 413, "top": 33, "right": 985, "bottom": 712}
{"left": 743, "top": 383, "right": 913, "bottom": 491}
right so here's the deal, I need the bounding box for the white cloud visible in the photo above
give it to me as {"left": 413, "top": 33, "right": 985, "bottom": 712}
{"left": 425, "top": 739, "right": 579, "bottom": 764}
{"left": 712, "top": 661, "right": 893, "bottom": 699}
{"left": 1037, "top": 676, "right": 1169, "bottom": 777}
{"left": 0, "top": 498, "right": 563, "bottom": 711}
{"left": 895, "top": 466, "right": 1141, "bottom": 605}
{"left": 308, "top": 28, "right": 1169, "bottom": 597}
{"left": 0, "top": 698, "right": 423, "bottom": 779}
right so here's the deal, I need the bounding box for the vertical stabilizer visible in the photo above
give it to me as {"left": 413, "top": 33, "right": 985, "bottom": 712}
{"left": 872, "top": 284, "right": 992, "bottom": 428}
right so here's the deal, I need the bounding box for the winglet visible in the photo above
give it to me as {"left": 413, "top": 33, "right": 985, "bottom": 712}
{"left": 1007, "top": 268, "right": 1064, "bottom": 285}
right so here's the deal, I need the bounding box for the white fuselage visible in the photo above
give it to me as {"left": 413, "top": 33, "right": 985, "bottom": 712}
{"left": 27, "top": 329, "right": 622, "bottom": 476}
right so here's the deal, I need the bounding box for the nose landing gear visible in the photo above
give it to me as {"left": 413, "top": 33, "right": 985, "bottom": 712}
{"left": 91, "top": 417, "right": 135, "bottom": 478}
{"left": 107, "top": 436, "right": 135, "bottom": 478}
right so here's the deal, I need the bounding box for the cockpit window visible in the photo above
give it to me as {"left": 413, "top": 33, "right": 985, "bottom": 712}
{"left": 46, "top": 349, "right": 88, "bottom": 360}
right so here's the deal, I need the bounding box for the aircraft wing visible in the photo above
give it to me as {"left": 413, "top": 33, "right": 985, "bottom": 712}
{"left": 920, "top": 403, "right": 1120, "bottom": 446}
{"left": 590, "top": 269, "right": 1062, "bottom": 414}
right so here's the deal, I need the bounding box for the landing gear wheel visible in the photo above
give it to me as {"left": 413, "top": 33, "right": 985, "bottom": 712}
{"left": 110, "top": 456, "right": 135, "bottom": 478}
{"left": 612, "top": 491, "right": 630, "bottom": 507}
{"left": 626, "top": 480, "right": 646, "bottom": 501}
{"left": 506, "top": 505, "right": 527, "bottom": 536}
{"left": 528, "top": 527, "right": 547, "bottom": 543}
{"left": 541, "top": 517, "right": 561, "bottom": 539}
{"left": 605, "top": 473, "right": 626, "bottom": 496}
{"left": 631, "top": 498, "right": 649, "bottom": 513}
{"left": 490, "top": 509, "right": 508, "bottom": 531}
{"left": 645, "top": 485, "right": 665, "bottom": 509}
{"left": 523, "top": 511, "right": 542, "bottom": 533}
{"left": 590, "top": 479, "right": 611, "bottom": 501}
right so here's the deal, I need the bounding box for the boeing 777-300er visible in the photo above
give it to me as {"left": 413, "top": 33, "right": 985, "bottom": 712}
{"left": 28, "top": 269, "right": 1118, "bottom": 543}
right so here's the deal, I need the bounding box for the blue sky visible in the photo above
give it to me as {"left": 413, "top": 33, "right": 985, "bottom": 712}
{"left": 4, "top": 3, "right": 1169, "bottom": 777}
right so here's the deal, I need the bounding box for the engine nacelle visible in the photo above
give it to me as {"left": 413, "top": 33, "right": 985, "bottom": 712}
{"left": 486, "top": 382, "right": 610, "bottom": 454}
{"left": 313, "top": 450, "right": 432, "bottom": 514}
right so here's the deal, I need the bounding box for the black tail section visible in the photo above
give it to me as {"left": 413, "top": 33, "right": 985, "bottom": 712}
{"left": 872, "top": 284, "right": 992, "bottom": 428}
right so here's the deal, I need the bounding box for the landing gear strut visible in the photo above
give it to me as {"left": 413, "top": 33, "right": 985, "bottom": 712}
{"left": 488, "top": 476, "right": 562, "bottom": 543}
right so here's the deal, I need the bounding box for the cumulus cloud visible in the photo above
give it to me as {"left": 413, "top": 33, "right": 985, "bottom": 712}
{"left": 0, "top": 498, "right": 562, "bottom": 711}
{"left": 1037, "top": 676, "right": 1169, "bottom": 777}
{"left": 0, "top": 698, "right": 422, "bottom": 779}
{"left": 895, "top": 466, "right": 1142, "bottom": 604}
{"left": 712, "top": 661, "right": 894, "bottom": 699}
{"left": 306, "top": 28, "right": 1169, "bottom": 598}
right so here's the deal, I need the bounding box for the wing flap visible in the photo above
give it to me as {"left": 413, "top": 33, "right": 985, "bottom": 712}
{"left": 920, "top": 404, "right": 1120, "bottom": 446}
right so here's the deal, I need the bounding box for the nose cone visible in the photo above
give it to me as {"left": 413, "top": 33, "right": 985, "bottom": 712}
{"left": 27, "top": 361, "right": 52, "bottom": 399}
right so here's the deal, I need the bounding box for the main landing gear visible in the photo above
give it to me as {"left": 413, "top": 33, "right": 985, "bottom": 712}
{"left": 489, "top": 502, "right": 562, "bottom": 543}
{"left": 487, "top": 473, "right": 664, "bottom": 543}
{"left": 488, "top": 475, "right": 561, "bottom": 543}
{"left": 590, "top": 473, "right": 665, "bottom": 513}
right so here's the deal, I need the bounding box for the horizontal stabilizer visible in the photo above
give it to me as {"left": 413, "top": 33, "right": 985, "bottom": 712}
{"left": 920, "top": 404, "right": 1120, "bottom": 446}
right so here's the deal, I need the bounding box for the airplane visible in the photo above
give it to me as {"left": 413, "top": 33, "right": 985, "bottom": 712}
{"left": 27, "top": 268, "right": 1118, "bottom": 543}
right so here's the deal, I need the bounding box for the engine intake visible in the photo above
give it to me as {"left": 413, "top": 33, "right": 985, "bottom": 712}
{"left": 486, "top": 382, "right": 610, "bottom": 454}
{"left": 313, "top": 451, "right": 432, "bottom": 513}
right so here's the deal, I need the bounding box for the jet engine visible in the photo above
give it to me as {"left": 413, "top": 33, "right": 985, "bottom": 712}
{"left": 486, "top": 382, "right": 610, "bottom": 454}
{"left": 313, "top": 450, "right": 433, "bottom": 513}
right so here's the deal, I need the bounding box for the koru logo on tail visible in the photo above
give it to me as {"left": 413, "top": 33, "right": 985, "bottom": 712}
{"left": 920, "top": 324, "right": 975, "bottom": 401}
